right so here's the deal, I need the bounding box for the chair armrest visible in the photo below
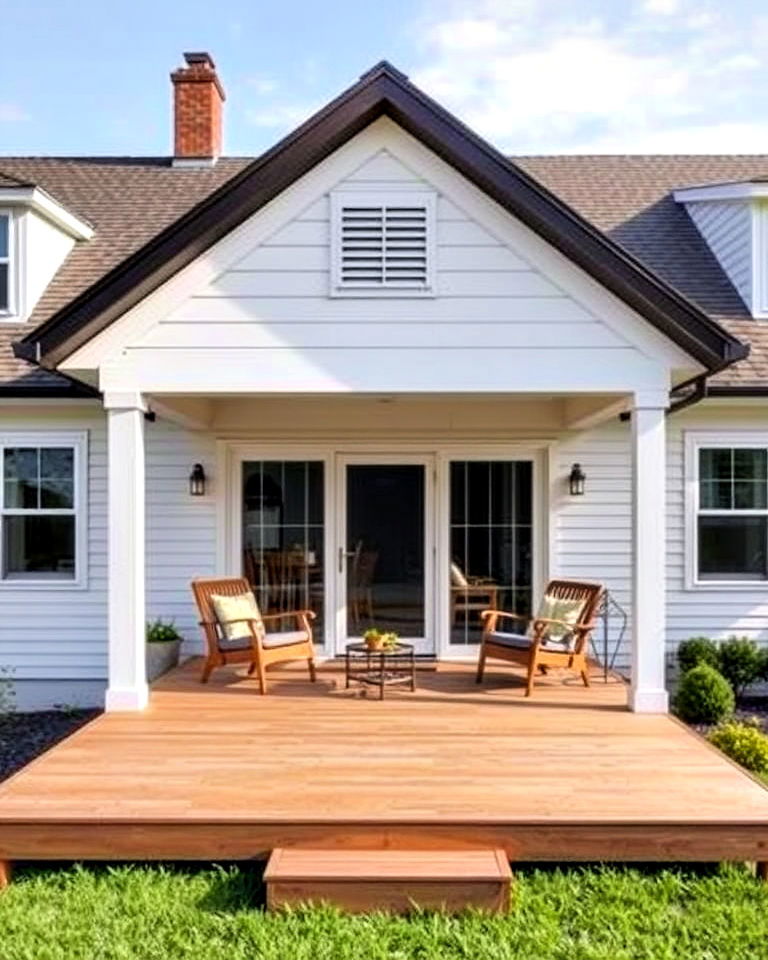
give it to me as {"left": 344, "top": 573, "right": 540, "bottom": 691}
{"left": 261, "top": 610, "right": 316, "bottom": 622}
{"left": 480, "top": 609, "right": 529, "bottom": 623}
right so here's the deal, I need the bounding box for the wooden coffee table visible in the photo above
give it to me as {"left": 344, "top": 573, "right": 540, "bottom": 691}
{"left": 345, "top": 642, "right": 416, "bottom": 699}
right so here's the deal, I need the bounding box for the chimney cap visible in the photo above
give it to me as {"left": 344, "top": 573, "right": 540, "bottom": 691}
{"left": 183, "top": 51, "right": 216, "bottom": 69}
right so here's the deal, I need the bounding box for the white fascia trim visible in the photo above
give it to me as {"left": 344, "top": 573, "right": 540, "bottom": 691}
{"left": 0, "top": 186, "right": 93, "bottom": 240}
{"left": 673, "top": 183, "right": 768, "bottom": 204}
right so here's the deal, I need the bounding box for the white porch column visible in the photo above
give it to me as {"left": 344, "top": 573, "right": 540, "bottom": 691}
{"left": 629, "top": 392, "right": 669, "bottom": 713}
{"left": 104, "top": 391, "right": 148, "bottom": 711}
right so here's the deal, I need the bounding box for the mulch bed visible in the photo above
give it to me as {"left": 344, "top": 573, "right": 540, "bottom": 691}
{"left": 0, "top": 710, "right": 100, "bottom": 782}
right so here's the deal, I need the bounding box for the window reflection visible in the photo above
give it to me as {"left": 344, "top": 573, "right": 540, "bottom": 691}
{"left": 242, "top": 461, "right": 324, "bottom": 633}
{"left": 450, "top": 461, "right": 532, "bottom": 644}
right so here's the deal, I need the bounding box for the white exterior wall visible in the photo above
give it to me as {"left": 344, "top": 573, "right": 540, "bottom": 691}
{"left": 554, "top": 402, "right": 768, "bottom": 668}
{"left": 685, "top": 200, "right": 753, "bottom": 311}
{"left": 23, "top": 211, "right": 77, "bottom": 321}
{"left": 0, "top": 407, "right": 213, "bottom": 708}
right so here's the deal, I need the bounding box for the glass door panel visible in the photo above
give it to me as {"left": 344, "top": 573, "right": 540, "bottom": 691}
{"left": 343, "top": 463, "right": 427, "bottom": 646}
{"left": 242, "top": 460, "right": 325, "bottom": 636}
{"left": 449, "top": 460, "right": 533, "bottom": 645}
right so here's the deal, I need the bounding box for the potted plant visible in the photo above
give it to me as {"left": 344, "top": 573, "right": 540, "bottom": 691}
{"left": 146, "top": 618, "right": 183, "bottom": 681}
{"left": 363, "top": 628, "right": 400, "bottom": 651}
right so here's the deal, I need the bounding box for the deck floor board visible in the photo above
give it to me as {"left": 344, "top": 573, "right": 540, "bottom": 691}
{"left": 1, "top": 659, "right": 767, "bottom": 862}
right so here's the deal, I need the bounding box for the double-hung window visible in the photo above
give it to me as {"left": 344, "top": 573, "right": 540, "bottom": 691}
{"left": 0, "top": 433, "right": 86, "bottom": 585}
{"left": 689, "top": 434, "right": 768, "bottom": 583}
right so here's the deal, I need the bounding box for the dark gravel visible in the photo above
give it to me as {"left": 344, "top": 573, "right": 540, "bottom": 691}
{"left": 0, "top": 709, "right": 100, "bottom": 782}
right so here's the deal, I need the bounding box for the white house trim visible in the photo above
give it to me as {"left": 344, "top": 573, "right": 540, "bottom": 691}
{"left": 630, "top": 395, "right": 668, "bottom": 713}
{"left": 104, "top": 392, "right": 148, "bottom": 712}
{"left": 0, "top": 186, "right": 93, "bottom": 240}
{"left": 684, "top": 429, "right": 768, "bottom": 591}
{"left": 0, "top": 429, "right": 88, "bottom": 590}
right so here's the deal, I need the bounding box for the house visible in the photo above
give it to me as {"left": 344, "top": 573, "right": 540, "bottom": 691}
{"left": 1, "top": 51, "right": 765, "bottom": 715}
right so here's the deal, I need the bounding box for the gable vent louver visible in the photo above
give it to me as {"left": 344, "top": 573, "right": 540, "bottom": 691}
{"left": 331, "top": 192, "right": 435, "bottom": 296}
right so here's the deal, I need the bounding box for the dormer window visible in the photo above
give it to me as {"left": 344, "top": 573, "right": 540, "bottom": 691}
{"left": 0, "top": 213, "right": 11, "bottom": 314}
{"left": 330, "top": 192, "right": 436, "bottom": 297}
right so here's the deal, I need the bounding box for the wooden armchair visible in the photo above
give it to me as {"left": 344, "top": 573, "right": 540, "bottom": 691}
{"left": 451, "top": 561, "right": 498, "bottom": 625}
{"left": 191, "top": 576, "right": 316, "bottom": 694}
{"left": 476, "top": 579, "right": 604, "bottom": 696}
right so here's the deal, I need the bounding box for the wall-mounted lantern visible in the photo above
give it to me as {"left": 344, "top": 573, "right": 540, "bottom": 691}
{"left": 189, "top": 463, "right": 206, "bottom": 497}
{"left": 568, "top": 462, "right": 586, "bottom": 496}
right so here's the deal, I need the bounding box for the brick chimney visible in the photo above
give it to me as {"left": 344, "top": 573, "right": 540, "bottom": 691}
{"left": 171, "top": 52, "right": 225, "bottom": 166}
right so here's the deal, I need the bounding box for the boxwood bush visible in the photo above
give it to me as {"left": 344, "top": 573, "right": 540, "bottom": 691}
{"left": 716, "top": 636, "right": 763, "bottom": 698}
{"left": 677, "top": 637, "right": 719, "bottom": 674}
{"left": 708, "top": 720, "right": 768, "bottom": 775}
{"left": 674, "top": 664, "right": 734, "bottom": 725}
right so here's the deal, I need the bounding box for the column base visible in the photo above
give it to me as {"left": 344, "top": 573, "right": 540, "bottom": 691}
{"left": 105, "top": 684, "right": 149, "bottom": 712}
{"left": 629, "top": 687, "right": 669, "bottom": 714}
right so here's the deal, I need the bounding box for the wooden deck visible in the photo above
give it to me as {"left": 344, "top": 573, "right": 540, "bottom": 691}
{"left": 1, "top": 659, "right": 768, "bottom": 865}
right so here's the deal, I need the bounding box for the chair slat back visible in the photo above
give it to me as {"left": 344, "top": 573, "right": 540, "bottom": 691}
{"left": 191, "top": 577, "right": 258, "bottom": 654}
{"left": 537, "top": 579, "right": 604, "bottom": 652}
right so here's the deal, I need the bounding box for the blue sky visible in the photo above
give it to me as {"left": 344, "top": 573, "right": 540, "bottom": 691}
{"left": 2, "top": 0, "right": 768, "bottom": 156}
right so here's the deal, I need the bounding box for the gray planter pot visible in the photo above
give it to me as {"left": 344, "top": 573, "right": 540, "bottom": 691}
{"left": 146, "top": 639, "right": 182, "bottom": 682}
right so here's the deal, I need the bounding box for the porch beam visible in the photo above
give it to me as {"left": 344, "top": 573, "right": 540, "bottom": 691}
{"left": 104, "top": 391, "right": 148, "bottom": 711}
{"left": 629, "top": 391, "right": 669, "bottom": 713}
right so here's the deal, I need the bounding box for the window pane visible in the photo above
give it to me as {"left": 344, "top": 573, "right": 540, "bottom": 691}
{"left": 734, "top": 481, "right": 767, "bottom": 510}
{"left": 0, "top": 215, "right": 7, "bottom": 259}
{"left": 0, "top": 263, "right": 7, "bottom": 312}
{"left": 4, "top": 448, "right": 38, "bottom": 508}
{"left": 3, "top": 515, "right": 75, "bottom": 579}
{"left": 700, "top": 480, "right": 731, "bottom": 510}
{"left": 700, "top": 448, "right": 732, "bottom": 481}
{"left": 698, "top": 515, "right": 767, "bottom": 580}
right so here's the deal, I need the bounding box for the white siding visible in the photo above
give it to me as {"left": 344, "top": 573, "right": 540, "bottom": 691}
{"left": 145, "top": 418, "right": 216, "bottom": 653}
{"left": 0, "top": 408, "right": 215, "bottom": 689}
{"left": 0, "top": 405, "right": 107, "bottom": 680}
{"left": 552, "top": 420, "right": 632, "bottom": 668}
{"left": 685, "top": 200, "right": 752, "bottom": 310}
{"left": 23, "top": 211, "right": 76, "bottom": 321}
{"left": 554, "top": 403, "right": 768, "bottom": 669}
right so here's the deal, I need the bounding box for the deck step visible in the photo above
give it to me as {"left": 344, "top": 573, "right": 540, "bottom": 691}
{"left": 264, "top": 848, "right": 512, "bottom": 913}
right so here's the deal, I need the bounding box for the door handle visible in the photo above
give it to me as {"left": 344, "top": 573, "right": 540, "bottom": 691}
{"left": 338, "top": 547, "right": 357, "bottom": 572}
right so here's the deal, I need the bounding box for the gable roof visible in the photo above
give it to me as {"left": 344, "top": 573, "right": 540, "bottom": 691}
{"left": 13, "top": 62, "right": 746, "bottom": 378}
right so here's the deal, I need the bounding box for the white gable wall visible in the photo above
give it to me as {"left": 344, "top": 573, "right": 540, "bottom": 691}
{"left": 63, "top": 118, "right": 690, "bottom": 396}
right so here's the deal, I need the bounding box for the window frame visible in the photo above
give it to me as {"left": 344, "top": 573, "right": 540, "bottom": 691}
{"left": 329, "top": 190, "right": 437, "bottom": 298}
{"left": 0, "top": 431, "right": 88, "bottom": 590}
{"left": 685, "top": 430, "right": 768, "bottom": 589}
{"left": 0, "top": 210, "right": 16, "bottom": 318}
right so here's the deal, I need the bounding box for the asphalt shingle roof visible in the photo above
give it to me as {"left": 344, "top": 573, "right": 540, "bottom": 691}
{"left": 1, "top": 151, "right": 767, "bottom": 391}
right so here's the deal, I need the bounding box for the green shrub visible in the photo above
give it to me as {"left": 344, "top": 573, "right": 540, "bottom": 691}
{"left": 760, "top": 646, "right": 768, "bottom": 682}
{"left": 717, "top": 636, "right": 762, "bottom": 697}
{"left": 677, "top": 637, "right": 719, "bottom": 673}
{"left": 146, "top": 618, "right": 181, "bottom": 643}
{"left": 675, "top": 664, "right": 734, "bottom": 724}
{"left": 708, "top": 720, "right": 768, "bottom": 774}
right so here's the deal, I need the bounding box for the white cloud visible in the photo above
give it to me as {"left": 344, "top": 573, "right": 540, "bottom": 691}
{"left": 246, "top": 102, "right": 322, "bottom": 129}
{"left": 409, "top": 0, "right": 768, "bottom": 153}
{"left": 0, "top": 104, "right": 28, "bottom": 123}
{"left": 643, "top": 0, "right": 680, "bottom": 14}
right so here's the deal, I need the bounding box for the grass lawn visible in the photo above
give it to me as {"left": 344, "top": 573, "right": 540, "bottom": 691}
{"left": 1, "top": 863, "right": 768, "bottom": 960}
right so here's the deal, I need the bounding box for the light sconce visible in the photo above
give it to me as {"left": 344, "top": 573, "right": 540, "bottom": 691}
{"left": 568, "top": 462, "right": 586, "bottom": 496}
{"left": 189, "top": 463, "right": 206, "bottom": 497}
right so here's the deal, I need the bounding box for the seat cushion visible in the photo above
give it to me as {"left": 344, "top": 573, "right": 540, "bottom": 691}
{"left": 263, "top": 630, "right": 310, "bottom": 649}
{"left": 487, "top": 631, "right": 532, "bottom": 650}
{"left": 210, "top": 591, "right": 262, "bottom": 644}
{"left": 217, "top": 636, "right": 253, "bottom": 653}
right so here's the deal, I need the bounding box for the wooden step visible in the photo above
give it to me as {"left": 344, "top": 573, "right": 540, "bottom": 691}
{"left": 264, "top": 848, "right": 512, "bottom": 913}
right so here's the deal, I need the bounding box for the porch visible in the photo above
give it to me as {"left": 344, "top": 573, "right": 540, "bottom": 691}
{"left": 1, "top": 659, "right": 767, "bottom": 867}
